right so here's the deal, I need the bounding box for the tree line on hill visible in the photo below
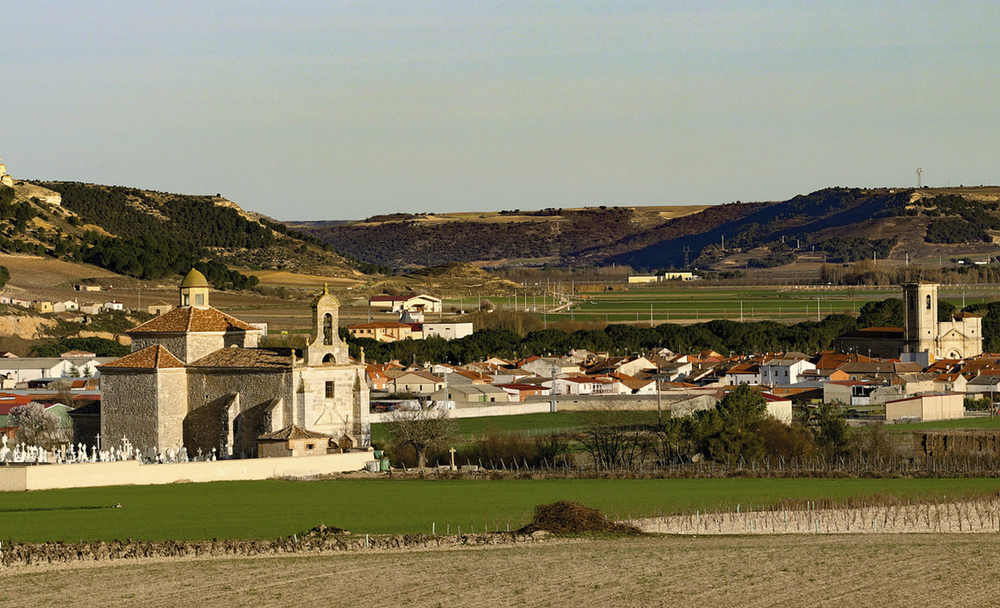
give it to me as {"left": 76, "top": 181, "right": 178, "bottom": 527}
{"left": 307, "top": 208, "right": 647, "bottom": 268}
{"left": 344, "top": 314, "right": 857, "bottom": 365}
{"left": 6, "top": 182, "right": 272, "bottom": 288}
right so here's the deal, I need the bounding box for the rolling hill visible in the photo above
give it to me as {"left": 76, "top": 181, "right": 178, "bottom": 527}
{"left": 1, "top": 180, "right": 363, "bottom": 285}
{"left": 297, "top": 187, "right": 1000, "bottom": 272}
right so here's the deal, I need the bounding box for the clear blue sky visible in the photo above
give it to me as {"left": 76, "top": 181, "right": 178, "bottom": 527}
{"left": 3, "top": 1, "right": 998, "bottom": 220}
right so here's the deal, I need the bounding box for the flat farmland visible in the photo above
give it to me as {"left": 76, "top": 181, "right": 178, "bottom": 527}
{"left": 7, "top": 477, "right": 1000, "bottom": 543}
{"left": 534, "top": 284, "right": 1000, "bottom": 325}
{"left": 5, "top": 535, "right": 1000, "bottom": 607}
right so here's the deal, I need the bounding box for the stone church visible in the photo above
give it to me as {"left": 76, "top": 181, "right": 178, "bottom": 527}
{"left": 100, "top": 270, "right": 370, "bottom": 457}
{"left": 834, "top": 281, "right": 982, "bottom": 361}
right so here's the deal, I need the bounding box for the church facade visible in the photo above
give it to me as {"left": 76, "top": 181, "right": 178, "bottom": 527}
{"left": 99, "top": 270, "right": 369, "bottom": 457}
{"left": 834, "top": 281, "right": 982, "bottom": 361}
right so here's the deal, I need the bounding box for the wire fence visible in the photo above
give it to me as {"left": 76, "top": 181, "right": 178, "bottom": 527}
{"left": 406, "top": 453, "right": 1000, "bottom": 480}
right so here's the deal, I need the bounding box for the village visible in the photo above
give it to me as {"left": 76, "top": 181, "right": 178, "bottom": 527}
{"left": 0, "top": 271, "right": 991, "bottom": 489}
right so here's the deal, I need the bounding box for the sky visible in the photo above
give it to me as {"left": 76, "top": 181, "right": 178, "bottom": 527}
{"left": 2, "top": 1, "right": 999, "bottom": 221}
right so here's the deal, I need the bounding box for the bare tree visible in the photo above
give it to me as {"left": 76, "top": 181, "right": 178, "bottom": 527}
{"left": 9, "top": 402, "right": 60, "bottom": 446}
{"left": 575, "top": 400, "right": 654, "bottom": 469}
{"left": 382, "top": 402, "right": 458, "bottom": 469}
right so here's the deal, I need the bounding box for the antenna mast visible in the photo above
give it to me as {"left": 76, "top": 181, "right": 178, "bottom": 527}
{"left": 916, "top": 167, "right": 923, "bottom": 189}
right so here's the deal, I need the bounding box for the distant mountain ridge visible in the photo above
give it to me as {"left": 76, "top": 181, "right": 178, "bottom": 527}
{"left": 295, "top": 186, "right": 1000, "bottom": 271}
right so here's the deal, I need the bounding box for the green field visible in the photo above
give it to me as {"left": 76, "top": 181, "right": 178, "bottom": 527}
{"left": 6, "top": 477, "right": 1000, "bottom": 543}
{"left": 495, "top": 285, "right": 1000, "bottom": 325}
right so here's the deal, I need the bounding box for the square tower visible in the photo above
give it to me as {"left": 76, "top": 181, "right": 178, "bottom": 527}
{"left": 902, "top": 281, "right": 938, "bottom": 358}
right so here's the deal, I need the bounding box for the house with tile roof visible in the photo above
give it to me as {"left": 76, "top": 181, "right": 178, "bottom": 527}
{"left": 99, "top": 270, "right": 370, "bottom": 459}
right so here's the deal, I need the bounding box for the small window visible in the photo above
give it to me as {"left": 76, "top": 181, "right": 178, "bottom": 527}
{"left": 926, "top": 294, "right": 932, "bottom": 310}
{"left": 306, "top": 443, "right": 315, "bottom": 450}
{"left": 183, "top": 294, "right": 190, "bottom": 306}
{"left": 195, "top": 294, "right": 204, "bottom": 306}
{"left": 325, "top": 381, "right": 334, "bottom": 398}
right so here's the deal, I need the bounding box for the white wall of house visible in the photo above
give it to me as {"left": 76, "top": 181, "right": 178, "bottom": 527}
{"left": 761, "top": 359, "right": 816, "bottom": 386}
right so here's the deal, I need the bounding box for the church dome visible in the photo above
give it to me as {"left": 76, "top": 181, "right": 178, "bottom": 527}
{"left": 181, "top": 269, "right": 210, "bottom": 288}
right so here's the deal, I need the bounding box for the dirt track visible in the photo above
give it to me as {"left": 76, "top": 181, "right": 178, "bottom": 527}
{"left": 4, "top": 534, "right": 1000, "bottom": 607}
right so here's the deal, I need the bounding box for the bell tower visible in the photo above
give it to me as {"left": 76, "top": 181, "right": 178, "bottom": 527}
{"left": 305, "top": 284, "right": 349, "bottom": 365}
{"left": 902, "top": 281, "right": 938, "bottom": 358}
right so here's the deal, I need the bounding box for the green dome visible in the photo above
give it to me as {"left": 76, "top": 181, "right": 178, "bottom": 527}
{"left": 181, "top": 269, "right": 210, "bottom": 288}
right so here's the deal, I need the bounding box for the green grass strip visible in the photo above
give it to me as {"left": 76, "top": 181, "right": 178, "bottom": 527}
{"left": 4, "top": 477, "right": 1000, "bottom": 543}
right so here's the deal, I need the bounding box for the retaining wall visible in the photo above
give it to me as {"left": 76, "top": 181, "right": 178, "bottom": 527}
{"left": 0, "top": 451, "right": 374, "bottom": 492}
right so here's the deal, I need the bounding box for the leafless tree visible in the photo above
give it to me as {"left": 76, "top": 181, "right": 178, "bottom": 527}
{"left": 382, "top": 402, "right": 458, "bottom": 469}
{"left": 9, "top": 402, "right": 60, "bottom": 446}
{"left": 575, "top": 400, "right": 654, "bottom": 469}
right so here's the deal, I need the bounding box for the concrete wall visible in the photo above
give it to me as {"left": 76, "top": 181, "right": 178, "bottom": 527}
{"left": 0, "top": 451, "right": 374, "bottom": 492}
{"left": 886, "top": 393, "right": 965, "bottom": 422}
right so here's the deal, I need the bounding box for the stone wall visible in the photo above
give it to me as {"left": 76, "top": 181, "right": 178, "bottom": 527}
{"left": 185, "top": 368, "right": 293, "bottom": 457}
{"left": 186, "top": 333, "right": 227, "bottom": 364}
{"left": 915, "top": 431, "right": 1000, "bottom": 459}
{"left": 131, "top": 335, "right": 187, "bottom": 360}
{"left": 299, "top": 364, "right": 369, "bottom": 442}
{"left": 156, "top": 367, "right": 188, "bottom": 450}
{"left": 101, "top": 370, "right": 160, "bottom": 451}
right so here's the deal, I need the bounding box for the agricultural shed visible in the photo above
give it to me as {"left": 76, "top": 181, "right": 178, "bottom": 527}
{"left": 885, "top": 393, "right": 964, "bottom": 423}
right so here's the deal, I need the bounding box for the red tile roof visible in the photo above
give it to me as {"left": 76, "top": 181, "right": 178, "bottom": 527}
{"left": 258, "top": 425, "right": 332, "bottom": 441}
{"left": 99, "top": 345, "right": 186, "bottom": 370}
{"left": 127, "top": 306, "right": 256, "bottom": 334}
{"left": 190, "top": 348, "right": 293, "bottom": 369}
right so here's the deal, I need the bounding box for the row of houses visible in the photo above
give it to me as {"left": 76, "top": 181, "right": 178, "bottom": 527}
{"left": 0, "top": 296, "right": 124, "bottom": 314}
{"left": 359, "top": 346, "right": 982, "bottom": 423}
{"left": 348, "top": 320, "right": 474, "bottom": 343}
{"left": 1, "top": 296, "right": 180, "bottom": 316}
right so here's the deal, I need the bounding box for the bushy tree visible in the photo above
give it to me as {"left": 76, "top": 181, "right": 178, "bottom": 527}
{"left": 693, "top": 385, "right": 768, "bottom": 462}
{"left": 857, "top": 298, "right": 903, "bottom": 328}
{"left": 813, "top": 402, "right": 852, "bottom": 458}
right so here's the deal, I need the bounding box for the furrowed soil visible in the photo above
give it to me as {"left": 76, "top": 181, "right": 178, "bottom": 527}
{"left": 4, "top": 534, "right": 1000, "bottom": 607}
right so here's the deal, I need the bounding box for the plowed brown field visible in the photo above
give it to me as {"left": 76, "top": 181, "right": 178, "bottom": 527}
{"left": 4, "top": 534, "right": 1000, "bottom": 607}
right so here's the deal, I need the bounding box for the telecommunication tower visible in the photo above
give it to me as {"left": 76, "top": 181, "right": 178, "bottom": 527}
{"left": 916, "top": 167, "right": 923, "bottom": 189}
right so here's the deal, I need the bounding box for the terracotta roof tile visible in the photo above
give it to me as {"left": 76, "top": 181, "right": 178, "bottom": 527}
{"left": 100, "top": 345, "right": 186, "bottom": 370}
{"left": 128, "top": 306, "right": 256, "bottom": 334}
{"left": 189, "top": 348, "right": 294, "bottom": 369}
{"left": 258, "top": 425, "right": 332, "bottom": 441}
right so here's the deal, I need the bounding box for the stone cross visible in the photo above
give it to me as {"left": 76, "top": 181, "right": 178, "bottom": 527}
{"left": 449, "top": 447, "right": 457, "bottom": 471}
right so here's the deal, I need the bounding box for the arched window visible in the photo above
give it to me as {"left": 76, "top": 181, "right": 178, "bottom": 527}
{"left": 323, "top": 353, "right": 334, "bottom": 364}
{"left": 926, "top": 294, "right": 932, "bottom": 310}
{"left": 323, "top": 313, "right": 333, "bottom": 346}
